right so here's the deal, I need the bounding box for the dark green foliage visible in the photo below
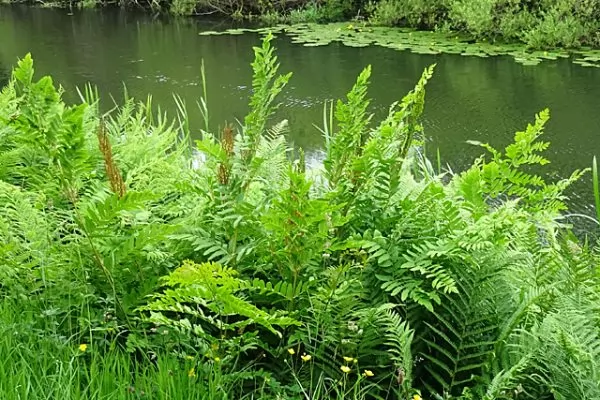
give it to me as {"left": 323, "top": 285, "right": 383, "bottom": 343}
{"left": 8, "top": 0, "right": 600, "bottom": 49}
{"left": 1, "top": 35, "right": 599, "bottom": 399}
{"left": 367, "top": 0, "right": 600, "bottom": 49}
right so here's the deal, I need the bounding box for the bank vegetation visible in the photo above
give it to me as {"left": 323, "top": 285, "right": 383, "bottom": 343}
{"left": 0, "top": 35, "right": 599, "bottom": 399}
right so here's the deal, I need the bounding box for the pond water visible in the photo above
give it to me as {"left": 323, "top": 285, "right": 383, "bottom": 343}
{"left": 2, "top": 6, "right": 600, "bottom": 220}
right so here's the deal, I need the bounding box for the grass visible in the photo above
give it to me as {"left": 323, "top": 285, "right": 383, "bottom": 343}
{"left": 0, "top": 303, "right": 215, "bottom": 399}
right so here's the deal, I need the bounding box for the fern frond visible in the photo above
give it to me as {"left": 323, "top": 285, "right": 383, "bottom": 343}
{"left": 243, "top": 33, "right": 292, "bottom": 163}
{"left": 141, "top": 261, "right": 300, "bottom": 339}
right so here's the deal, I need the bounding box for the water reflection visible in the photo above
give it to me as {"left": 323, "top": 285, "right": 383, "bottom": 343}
{"left": 0, "top": 65, "right": 8, "bottom": 88}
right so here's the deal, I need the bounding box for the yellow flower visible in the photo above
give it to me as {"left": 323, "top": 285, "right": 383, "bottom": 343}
{"left": 78, "top": 344, "right": 87, "bottom": 352}
{"left": 343, "top": 356, "right": 354, "bottom": 362}
{"left": 340, "top": 365, "right": 351, "bottom": 373}
{"left": 301, "top": 353, "right": 312, "bottom": 362}
{"left": 214, "top": 357, "right": 221, "bottom": 362}
{"left": 413, "top": 395, "right": 422, "bottom": 400}
{"left": 188, "top": 367, "right": 196, "bottom": 378}
{"left": 363, "top": 370, "right": 374, "bottom": 377}
{"left": 287, "top": 348, "right": 295, "bottom": 355}
{"left": 185, "top": 355, "right": 194, "bottom": 360}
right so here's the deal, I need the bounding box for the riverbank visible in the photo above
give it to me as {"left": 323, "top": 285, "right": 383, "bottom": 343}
{"left": 3, "top": 0, "right": 600, "bottom": 51}
{"left": 1, "top": 33, "right": 600, "bottom": 399}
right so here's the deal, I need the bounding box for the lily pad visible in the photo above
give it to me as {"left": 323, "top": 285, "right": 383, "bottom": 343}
{"left": 303, "top": 41, "right": 331, "bottom": 47}
{"left": 342, "top": 41, "right": 371, "bottom": 48}
{"left": 199, "top": 22, "right": 600, "bottom": 68}
{"left": 514, "top": 57, "right": 542, "bottom": 66}
{"left": 411, "top": 47, "right": 441, "bottom": 55}
{"left": 573, "top": 59, "right": 600, "bottom": 68}
{"left": 224, "top": 28, "right": 252, "bottom": 35}
{"left": 198, "top": 31, "right": 220, "bottom": 36}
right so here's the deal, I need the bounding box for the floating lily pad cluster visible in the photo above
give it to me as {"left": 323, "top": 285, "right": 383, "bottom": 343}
{"left": 199, "top": 23, "right": 600, "bottom": 68}
{"left": 573, "top": 51, "right": 600, "bottom": 68}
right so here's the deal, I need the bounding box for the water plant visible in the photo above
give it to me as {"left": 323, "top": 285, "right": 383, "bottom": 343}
{"left": 199, "top": 22, "right": 600, "bottom": 67}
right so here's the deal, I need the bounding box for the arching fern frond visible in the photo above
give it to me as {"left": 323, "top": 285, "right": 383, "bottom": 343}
{"left": 140, "top": 260, "right": 300, "bottom": 340}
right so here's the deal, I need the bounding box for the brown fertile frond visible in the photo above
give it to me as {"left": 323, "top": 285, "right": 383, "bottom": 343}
{"left": 221, "top": 123, "right": 235, "bottom": 156}
{"left": 97, "top": 119, "right": 126, "bottom": 198}
{"left": 218, "top": 123, "right": 235, "bottom": 185}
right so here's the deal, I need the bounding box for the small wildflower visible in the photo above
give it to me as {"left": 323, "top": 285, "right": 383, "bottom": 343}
{"left": 340, "top": 365, "right": 351, "bottom": 373}
{"left": 301, "top": 353, "right": 312, "bottom": 362}
{"left": 288, "top": 348, "right": 295, "bottom": 355}
{"left": 413, "top": 395, "right": 422, "bottom": 400}
{"left": 78, "top": 344, "right": 87, "bottom": 352}
{"left": 188, "top": 367, "right": 196, "bottom": 378}
{"left": 214, "top": 357, "right": 221, "bottom": 362}
{"left": 343, "top": 356, "right": 354, "bottom": 362}
{"left": 353, "top": 358, "right": 358, "bottom": 364}
{"left": 363, "top": 370, "right": 374, "bottom": 377}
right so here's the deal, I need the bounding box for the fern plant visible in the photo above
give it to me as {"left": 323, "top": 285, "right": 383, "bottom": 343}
{"left": 140, "top": 260, "right": 299, "bottom": 340}
{"left": 1, "top": 33, "right": 599, "bottom": 400}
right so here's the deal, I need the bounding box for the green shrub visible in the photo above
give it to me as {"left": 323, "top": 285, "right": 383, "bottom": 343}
{"left": 316, "top": 0, "right": 357, "bottom": 22}
{"left": 522, "top": 3, "right": 587, "bottom": 48}
{"left": 448, "top": 0, "right": 497, "bottom": 38}
{"left": 367, "top": 0, "right": 404, "bottom": 26}
{"left": 170, "top": 0, "right": 197, "bottom": 15}
{"left": 289, "top": 3, "right": 321, "bottom": 24}
{"left": 368, "top": 0, "right": 447, "bottom": 28}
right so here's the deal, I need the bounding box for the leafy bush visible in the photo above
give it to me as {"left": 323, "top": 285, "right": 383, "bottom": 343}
{"left": 289, "top": 3, "right": 321, "bottom": 24}
{"left": 170, "top": 0, "right": 198, "bottom": 16}
{"left": 1, "top": 34, "right": 599, "bottom": 399}
{"left": 368, "top": 0, "right": 448, "bottom": 29}
{"left": 365, "top": 0, "right": 600, "bottom": 48}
